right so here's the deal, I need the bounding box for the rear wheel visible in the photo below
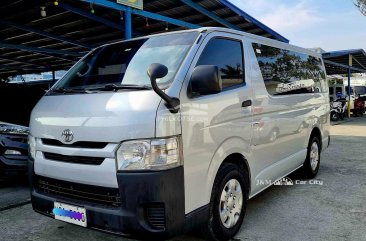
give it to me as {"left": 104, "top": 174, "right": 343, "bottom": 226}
{"left": 330, "top": 111, "right": 339, "bottom": 121}
{"left": 300, "top": 136, "right": 321, "bottom": 179}
{"left": 205, "top": 163, "right": 249, "bottom": 241}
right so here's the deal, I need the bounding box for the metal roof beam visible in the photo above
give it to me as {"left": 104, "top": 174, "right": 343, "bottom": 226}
{"left": 324, "top": 60, "right": 366, "bottom": 73}
{"left": 0, "top": 64, "right": 50, "bottom": 72}
{"left": 351, "top": 55, "right": 366, "bottom": 70}
{"left": 0, "top": 57, "right": 49, "bottom": 68}
{"left": 80, "top": 0, "right": 201, "bottom": 29}
{"left": 179, "top": 0, "right": 241, "bottom": 30}
{"left": 0, "top": 42, "right": 84, "bottom": 57}
{"left": 0, "top": 20, "right": 93, "bottom": 50}
{"left": 58, "top": 2, "right": 136, "bottom": 36}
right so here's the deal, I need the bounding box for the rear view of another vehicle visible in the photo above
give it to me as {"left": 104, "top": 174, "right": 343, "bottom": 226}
{"left": 0, "top": 122, "right": 29, "bottom": 179}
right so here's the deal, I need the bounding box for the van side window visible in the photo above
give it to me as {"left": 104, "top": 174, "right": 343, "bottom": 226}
{"left": 252, "top": 43, "right": 326, "bottom": 96}
{"left": 335, "top": 87, "right": 343, "bottom": 96}
{"left": 329, "top": 87, "right": 334, "bottom": 95}
{"left": 345, "top": 86, "right": 354, "bottom": 96}
{"left": 196, "top": 38, "right": 245, "bottom": 89}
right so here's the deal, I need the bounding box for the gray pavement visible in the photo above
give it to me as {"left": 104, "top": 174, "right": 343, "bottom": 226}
{"left": 0, "top": 179, "right": 30, "bottom": 212}
{"left": 1, "top": 118, "right": 365, "bottom": 241}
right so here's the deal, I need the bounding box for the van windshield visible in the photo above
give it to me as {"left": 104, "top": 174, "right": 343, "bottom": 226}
{"left": 52, "top": 32, "right": 199, "bottom": 92}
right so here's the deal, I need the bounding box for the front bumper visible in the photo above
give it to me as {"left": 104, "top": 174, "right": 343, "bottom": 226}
{"left": 0, "top": 134, "right": 28, "bottom": 176}
{"left": 29, "top": 158, "right": 185, "bottom": 239}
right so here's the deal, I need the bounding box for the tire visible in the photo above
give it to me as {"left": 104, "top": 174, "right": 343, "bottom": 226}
{"left": 330, "top": 111, "right": 339, "bottom": 121}
{"left": 204, "top": 163, "right": 249, "bottom": 241}
{"left": 300, "top": 136, "right": 321, "bottom": 179}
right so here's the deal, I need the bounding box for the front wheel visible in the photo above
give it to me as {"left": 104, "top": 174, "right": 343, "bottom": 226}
{"left": 205, "top": 163, "right": 249, "bottom": 241}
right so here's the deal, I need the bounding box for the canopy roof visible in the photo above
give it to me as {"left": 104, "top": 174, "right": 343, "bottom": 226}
{"left": 0, "top": 0, "right": 288, "bottom": 79}
{"left": 323, "top": 49, "right": 366, "bottom": 75}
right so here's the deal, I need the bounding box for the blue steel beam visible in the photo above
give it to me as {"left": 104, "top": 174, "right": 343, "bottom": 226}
{"left": 347, "top": 55, "right": 352, "bottom": 117}
{"left": 80, "top": 0, "right": 201, "bottom": 29}
{"left": 323, "top": 60, "right": 366, "bottom": 73}
{"left": 59, "top": 2, "right": 130, "bottom": 34}
{"left": 180, "top": 0, "right": 241, "bottom": 31}
{"left": 0, "top": 42, "right": 85, "bottom": 57}
{"left": 124, "top": 7, "right": 132, "bottom": 39}
{"left": 0, "top": 20, "right": 92, "bottom": 49}
{"left": 218, "top": 0, "right": 289, "bottom": 43}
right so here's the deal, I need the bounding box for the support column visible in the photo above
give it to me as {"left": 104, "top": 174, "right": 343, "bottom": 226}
{"left": 52, "top": 70, "right": 56, "bottom": 84}
{"left": 347, "top": 55, "right": 352, "bottom": 118}
{"left": 124, "top": 7, "right": 132, "bottom": 39}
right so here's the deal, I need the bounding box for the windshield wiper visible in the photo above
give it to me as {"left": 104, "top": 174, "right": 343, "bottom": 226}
{"left": 88, "top": 84, "right": 152, "bottom": 91}
{"left": 51, "top": 88, "right": 89, "bottom": 94}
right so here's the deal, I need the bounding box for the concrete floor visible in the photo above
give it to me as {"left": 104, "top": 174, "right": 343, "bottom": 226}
{"left": 1, "top": 117, "right": 365, "bottom": 241}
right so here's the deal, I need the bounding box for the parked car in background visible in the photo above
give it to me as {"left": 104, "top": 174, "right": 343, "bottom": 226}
{"left": 0, "top": 122, "right": 29, "bottom": 179}
{"left": 0, "top": 81, "right": 47, "bottom": 180}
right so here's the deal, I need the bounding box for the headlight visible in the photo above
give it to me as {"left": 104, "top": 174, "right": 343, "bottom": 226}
{"left": 0, "top": 123, "right": 29, "bottom": 135}
{"left": 116, "top": 136, "right": 182, "bottom": 171}
{"left": 28, "top": 135, "right": 36, "bottom": 159}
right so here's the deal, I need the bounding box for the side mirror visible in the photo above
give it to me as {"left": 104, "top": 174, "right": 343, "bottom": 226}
{"left": 190, "top": 65, "right": 222, "bottom": 97}
{"left": 147, "top": 63, "right": 180, "bottom": 113}
{"left": 147, "top": 63, "right": 168, "bottom": 80}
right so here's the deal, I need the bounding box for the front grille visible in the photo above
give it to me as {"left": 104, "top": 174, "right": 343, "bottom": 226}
{"left": 146, "top": 203, "right": 166, "bottom": 230}
{"left": 43, "top": 152, "right": 105, "bottom": 165}
{"left": 35, "top": 176, "right": 122, "bottom": 207}
{"left": 42, "top": 139, "right": 108, "bottom": 149}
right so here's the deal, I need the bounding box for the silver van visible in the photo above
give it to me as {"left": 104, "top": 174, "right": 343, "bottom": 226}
{"left": 29, "top": 27, "right": 330, "bottom": 241}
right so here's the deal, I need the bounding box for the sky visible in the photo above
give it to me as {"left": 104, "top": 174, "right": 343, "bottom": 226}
{"left": 229, "top": 0, "right": 366, "bottom": 52}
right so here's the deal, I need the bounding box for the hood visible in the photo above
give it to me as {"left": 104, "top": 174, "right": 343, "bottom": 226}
{"left": 30, "top": 91, "right": 162, "bottom": 143}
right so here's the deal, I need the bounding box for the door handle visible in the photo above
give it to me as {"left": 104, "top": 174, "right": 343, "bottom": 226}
{"left": 242, "top": 100, "right": 252, "bottom": 108}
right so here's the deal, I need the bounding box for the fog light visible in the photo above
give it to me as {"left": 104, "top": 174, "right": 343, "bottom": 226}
{"left": 4, "top": 150, "right": 22, "bottom": 155}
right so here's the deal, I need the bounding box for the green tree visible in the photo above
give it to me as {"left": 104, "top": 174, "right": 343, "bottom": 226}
{"left": 355, "top": 0, "right": 366, "bottom": 16}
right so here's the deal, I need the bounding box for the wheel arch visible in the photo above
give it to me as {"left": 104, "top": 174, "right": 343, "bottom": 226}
{"left": 219, "top": 153, "right": 251, "bottom": 194}
{"left": 205, "top": 137, "right": 252, "bottom": 205}
{"left": 310, "top": 126, "right": 322, "bottom": 150}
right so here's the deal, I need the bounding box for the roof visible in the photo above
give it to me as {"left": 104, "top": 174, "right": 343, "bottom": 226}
{"left": 323, "top": 49, "right": 366, "bottom": 75}
{"left": 0, "top": 0, "right": 288, "bottom": 79}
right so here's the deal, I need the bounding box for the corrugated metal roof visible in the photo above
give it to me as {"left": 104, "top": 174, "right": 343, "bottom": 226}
{"left": 0, "top": 0, "right": 288, "bottom": 79}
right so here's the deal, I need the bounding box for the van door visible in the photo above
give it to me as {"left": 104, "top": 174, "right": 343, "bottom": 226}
{"left": 249, "top": 43, "right": 324, "bottom": 194}
{"left": 179, "top": 33, "right": 253, "bottom": 213}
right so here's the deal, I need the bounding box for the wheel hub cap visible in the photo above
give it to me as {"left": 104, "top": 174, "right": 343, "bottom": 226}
{"left": 219, "top": 179, "right": 243, "bottom": 228}
{"left": 310, "top": 142, "right": 319, "bottom": 171}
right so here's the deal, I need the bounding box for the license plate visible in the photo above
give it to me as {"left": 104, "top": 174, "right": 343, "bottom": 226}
{"left": 53, "top": 202, "right": 87, "bottom": 227}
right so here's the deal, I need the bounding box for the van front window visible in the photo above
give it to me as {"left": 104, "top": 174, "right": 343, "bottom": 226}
{"left": 52, "top": 32, "right": 199, "bottom": 93}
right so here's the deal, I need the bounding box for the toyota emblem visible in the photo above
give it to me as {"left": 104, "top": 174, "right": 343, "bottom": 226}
{"left": 61, "top": 129, "right": 74, "bottom": 143}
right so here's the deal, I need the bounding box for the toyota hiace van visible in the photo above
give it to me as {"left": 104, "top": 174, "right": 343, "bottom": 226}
{"left": 29, "top": 27, "right": 330, "bottom": 241}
